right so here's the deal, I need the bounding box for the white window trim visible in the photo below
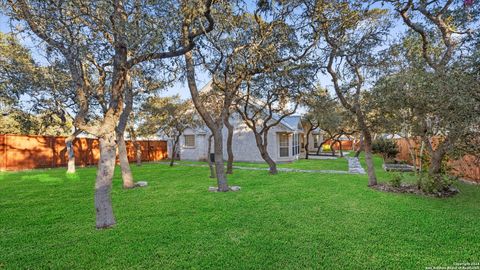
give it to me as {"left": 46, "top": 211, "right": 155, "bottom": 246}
{"left": 279, "top": 133, "right": 290, "bottom": 158}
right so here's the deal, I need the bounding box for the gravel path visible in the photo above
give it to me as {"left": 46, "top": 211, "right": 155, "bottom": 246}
{"left": 346, "top": 157, "right": 366, "bottom": 174}
{"left": 157, "top": 159, "right": 366, "bottom": 175}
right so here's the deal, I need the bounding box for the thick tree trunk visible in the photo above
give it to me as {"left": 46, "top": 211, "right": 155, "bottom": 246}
{"left": 428, "top": 150, "right": 444, "bottom": 177}
{"left": 183, "top": 50, "right": 229, "bottom": 190}
{"left": 224, "top": 117, "right": 234, "bottom": 174}
{"left": 66, "top": 129, "right": 81, "bottom": 174}
{"left": 362, "top": 130, "right": 378, "bottom": 186}
{"left": 212, "top": 130, "right": 229, "bottom": 191}
{"left": 170, "top": 136, "right": 179, "bottom": 167}
{"left": 207, "top": 134, "right": 215, "bottom": 178}
{"left": 95, "top": 132, "right": 117, "bottom": 229}
{"left": 117, "top": 134, "right": 135, "bottom": 189}
{"left": 116, "top": 74, "right": 135, "bottom": 189}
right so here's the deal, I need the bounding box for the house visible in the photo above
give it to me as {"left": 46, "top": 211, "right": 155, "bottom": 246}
{"left": 176, "top": 112, "right": 306, "bottom": 163}
{"left": 169, "top": 82, "right": 315, "bottom": 163}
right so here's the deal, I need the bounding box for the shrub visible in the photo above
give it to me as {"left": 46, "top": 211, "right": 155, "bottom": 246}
{"left": 372, "top": 138, "right": 399, "bottom": 161}
{"left": 389, "top": 173, "right": 403, "bottom": 188}
{"left": 417, "top": 173, "right": 456, "bottom": 194}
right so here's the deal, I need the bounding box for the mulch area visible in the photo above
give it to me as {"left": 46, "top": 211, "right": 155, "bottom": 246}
{"left": 371, "top": 183, "right": 459, "bottom": 198}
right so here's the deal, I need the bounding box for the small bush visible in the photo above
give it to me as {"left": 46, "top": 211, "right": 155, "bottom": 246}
{"left": 389, "top": 173, "right": 403, "bottom": 188}
{"left": 372, "top": 138, "right": 399, "bottom": 161}
{"left": 417, "top": 173, "right": 456, "bottom": 194}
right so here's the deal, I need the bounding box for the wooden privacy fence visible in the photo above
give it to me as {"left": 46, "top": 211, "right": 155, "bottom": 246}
{"left": 0, "top": 134, "right": 168, "bottom": 171}
{"left": 318, "top": 138, "right": 478, "bottom": 182}
{"left": 395, "top": 138, "right": 479, "bottom": 183}
{"left": 323, "top": 140, "right": 354, "bottom": 151}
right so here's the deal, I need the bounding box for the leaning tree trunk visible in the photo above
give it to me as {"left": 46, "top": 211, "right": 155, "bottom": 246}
{"left": 212, "top": 130, "right": 229, "bottom": 191}
{"left": 253, "top": 132, "right": 277, "bottom": 174}
{"left": 95, "top": 132, "right": 117, "bottom": 229}
{"left": 224, "top": 117, "right": 234, "bottom": 174}
{"left": 66, "top": 129, "right": 82, "bottom": 174}
{"left": 117, "top": 133, "right": 135, "bottom": 189}
{"left": 330, "top": 141, "right": 336, "bottom": 156}
{"left": 207, "top": 134, "right": 215, "bottom": 178}
{"left": 116, "top": 76, "right": 135, "bottom": 189}
{"left": 316, "top": 139, "right": 328, "bottom": 155}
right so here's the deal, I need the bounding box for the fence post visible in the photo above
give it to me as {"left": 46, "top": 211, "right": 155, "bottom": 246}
{"left": 51, "top": 137, "right": 56, "bottom": 168}
{"left": 0, "top": 134, "right": 6, "bottom": 170}
{"left": 147, "top": 140, "right": 150, "bottom": 162}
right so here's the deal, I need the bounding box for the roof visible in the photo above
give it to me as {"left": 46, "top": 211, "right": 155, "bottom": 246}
{"left": 197, "top": 80, "right": 302, "bottom": 132}
{"left": 282, "top": 116, "right": 303, "bottom": 132}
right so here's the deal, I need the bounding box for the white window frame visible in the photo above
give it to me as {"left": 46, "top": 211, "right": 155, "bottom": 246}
{"left": 184, "top": 134, "right": 195, "bottom": 148}
{"left": 292, "top": 133, "right": 300, "bottom": 156}
{"left": 279, "top": 133, "right": 289, "bottom": 157}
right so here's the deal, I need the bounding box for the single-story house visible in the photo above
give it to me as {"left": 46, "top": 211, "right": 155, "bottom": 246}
{"left": 174, "top": 112, "right": 305, "bottom": 163}
{"left": 167, "top": 82, "right": 324, "bottom": 163}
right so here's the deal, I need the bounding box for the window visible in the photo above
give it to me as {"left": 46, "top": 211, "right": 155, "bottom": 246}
{"left": 313, "top": 135, "right": 319, "bottom": 148}
{"left": 279, "top": 133, "right": 289, "bottom": 157}
{"left": 292, "top": 133, "right": 300, "bottom": 156}
{"left": 184, "top": 135, "right": 195, "bottom": 148}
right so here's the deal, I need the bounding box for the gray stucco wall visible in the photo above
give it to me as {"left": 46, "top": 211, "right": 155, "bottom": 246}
{"left": 220, "top": 113, "right": 295, "bottom": 163}
{"left": 174, "top": 112, "right": 304, "bottom": 163}
{"left": 178, "top": 127, "right": 208, "bottom": 161}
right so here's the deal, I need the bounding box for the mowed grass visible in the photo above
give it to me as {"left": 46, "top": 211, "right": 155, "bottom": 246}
{"left": 0, "top": 155, "right": 479, "bottom": 269}
{"left": 177, "top": 157, "right": 349, "bottom": 171}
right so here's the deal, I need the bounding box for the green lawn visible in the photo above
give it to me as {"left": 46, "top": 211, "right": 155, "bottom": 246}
{"left": 177, "top": 157, "right": 349, "bottom": 171}
{"left": 0, "top": 155, "right": 479, "bottom": 269}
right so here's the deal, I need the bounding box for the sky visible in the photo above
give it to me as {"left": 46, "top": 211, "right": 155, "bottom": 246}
{"left": 0, "top": 3, "right": 407, "bottom": 105}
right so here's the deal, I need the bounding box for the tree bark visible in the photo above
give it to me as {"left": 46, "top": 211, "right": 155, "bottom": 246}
{"left": 253, "top": 132, "right": 277, "bottom": 174}
{"left": 224, "top": 117, "right": 234, "bottom": 174}
{"left": 362, "top": 129, "right": 378, "bottom": 186}
{"left": 212, "top": 129, "right": 229, "bottom": 191}
{"left": 429, "top": 150, "right": 444, "bottom": 176}
{"left": 207, "top": 134, "right": 215, "bottom": 178}
{"left": 117, "top": 134, "right": 135, "bottom": 189}
{"left": 66, "top": 129, "right": 82, "bottom": 174}
{"left": 184, "top": 48, "right": 229, "bottom": 190}
{"left": 95, "top": 132, "right": 117, "bottom": 229}
{"left": 116, "top": 74, "right": 135, "bottom": 189}
{"left": 170, "top": 135, "right": 180, "bottom": 167}
{"left": 330, "top": 141, "right": 336, "bottom": 156}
